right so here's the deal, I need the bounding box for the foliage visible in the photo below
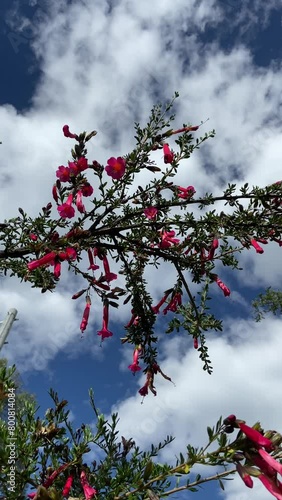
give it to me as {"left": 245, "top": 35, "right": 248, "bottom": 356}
{"left": 1, "top": 95, "right": 282, "bottom": 498}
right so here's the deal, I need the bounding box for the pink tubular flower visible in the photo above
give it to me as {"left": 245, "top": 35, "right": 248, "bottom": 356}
{"left": 143, "top": 207, "right": 158, "bottom": 219}
{"left": 53, "top": 260, "right": 61, "bottom": 278}
{"left": 63, "top": 125, "right": 78, "bottom": 140}
{"left": 152, "top": 292, "right": 170, "bottom": 314}
{"left": 81, "top": 183, "right": 94, "bottom": 197}
{"left": 56, "top": 165, "right": 71, "bottom": 182}
{"left": 87, "top": 249, "right": 99, "bottom": 271}
{"left": 44, "top": 463, "right": 70, "bottom": 488}
{"left": 105, "top": 157, "right": 126, "bottom": 180}
{"left": 258, "top": 449, "right": 282, "bottom": 475}
{"left": 213, "top": 275, "right": 230, "bottom": 297}
{"left": 208, "top": 238, "right": 219, "bottom": 260}
{"left": 163, "top": 143, "right": 174, "bottom": 164}
{"left": 250, "top": 239, "right": 264, "bottom": 254}
{"left": 28, "top": 251, "right": 56, "bottom": 271}
{"left": 29, "top": 233, "right": 38, "bottom": 241}
{"left": 252, "top": 454, "right": 277, "bottom": 478}
{"left": 102, "top": 256, "right": 117, "bottom": 282}
{"left": 239, "top": 423, "right": 274, "bottom": 450}
{"left": 236, "top": 463, "right": 254, "bottom": 488}
{"left": 62, "top": 475, "right": 74, "bottom": 497}
{"left": 97, "top": 303, "right": 113, "bottom": 340}
{"left": 258, "top": 474, "right": 282, "bottom": 499}
{"left": 163, "top": 292, "right": 182, "bottom": 314}
{"left": 128, "top": 347, "right": 142, "bottom": 373}
{"left": 193, "top": 338, "right": 199, "bottom": 349}
{"left": 177, "top": 186, "right": 196, "bottom": 199}
{"left": 76, "top": 190, "right": 85, "bottom": 213}
{"left": 58, "top": 194, "right": 75, "bottom": 219}
{"left": 80, "top": 297, "right": 91, "bottom": 333}
{"left": 80, "top": 471, "right": 98, "bottom": 499}
{"left": 159, "top": 230, "right": 180, "bottom": 249}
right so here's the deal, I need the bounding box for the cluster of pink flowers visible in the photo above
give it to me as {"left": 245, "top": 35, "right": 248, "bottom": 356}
{"left": 224, "top": 415, "right": 282, "bottom": 499}
{"left": 27, "top": 247, "right": 77, "bottom": 279}
{"left": 28, "top": 464, "right": 97, "bottom": 499}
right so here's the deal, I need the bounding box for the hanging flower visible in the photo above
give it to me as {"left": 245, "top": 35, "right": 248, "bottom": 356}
{"left": 102, "top": 255, "right": 117, "bottom": 282}
{"left": 151, "top": 292, "right": 170, "bottom": 314}
{"left": 250, "top": 239, "right": 264, "bottom": 254}
{"left": 76, "top": 190, "right": 85, "bottom": 213}
{"left": 80, "top": 297, "right": 91, "bottom": 333}
{"left": 97, "top": 303, "right": 113, "bottom": 340}
{"left": 62, "top": 475, "right": 74, "bottom": 497}
{"left": 163, "top": 143, "right": 174, "bottom": 164}
{"left": 212, "top": 274, "right": 230, "bottom": 297}
{"left": 87, "top": 249, "right": 99, "bottom": 271}
{"left": 58, "top": 194, "right": 75, "bottom": 219}
{"left": 105, "top": 157, "right": 126, "bottom": 180}
{"left": 236, "top": 463, "right": 254, "bottom": 488}
{"left": 128, "top": 347, "right": 142, "bottom": 373}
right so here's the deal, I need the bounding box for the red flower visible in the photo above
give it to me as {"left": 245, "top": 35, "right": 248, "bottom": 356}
{"left": 213, "top": 275, "right": 230, "bottom": 297}
{"left": 258, "top": 449, "right": 282, "bottom": 475}
{"left": 80, "top": 471, "right": 98, "bottom": 499}
{"left": 159, "top": 230, "right": 180, "bottom": 249}
{"left": 97, "top": 303, "right": 113, "bottom": 340}
{"left": 53, "top": 260, "right": 61, "bottom": 278}
{"left": 87, "top": 249, "right": 99, "bottom": 271}
{"left": 102, "top": 256, "right": 117, "bottom": 282}
{"left": 128, "top": 347, "right": 142, "bottom": 373}
{"left": 80, "top": 297, "right": 91, "bottom": 333}
{"left": 163, "top": 143, "right": 174, "bottom": 164}
{"left": 208, "top": 238, "right": 219, "bottom": 260}
{"left": 193, "top": 338, "right": 199, "bottom": 349}
{"left": 250, "top": 239, "right": 264, "bottom": 254}
{"left": 29, "top": 233, "right": 38, "bottom": 241}
{"left": 105, "top": 157, "right": 126, "bottom": 180}
{"left": 52, "top": 184, "right": 59, "bottom": 203}
{"left": 236, "top": 463, "right": 254, "bottom": 488}
{"left": 58, "top": 194, "right": 75, "bottom": 219}
{"left": 28, "top": 252, "right": 56, "bottom": 271}
{"left": 258, "top": 474, "right": 282, "bottom": 499}
{"left": 144, "top": 207, "right": 158, "bottom": 219}
{"left": 177, "top": 186, "right": 196, "bottom": 199}
{"left": 63, "top": 125, "right": 78, "bottom": 140}
{"left": 56, "top": 165, "right": 71, "bottom": 182}
{"left": 239, "top": 423, "right": 273, "bottom": 450}
{"left": 76, "top": 190, "right": 85, "bottom": 213}
{"left": 81, "top": 183, "right": 94, "bottom": 197}
{"left": 62, "top": 475, "right": 74, "bottom": 497}
{"left": 151, "top": 292, "right": 170, "bottom": 314}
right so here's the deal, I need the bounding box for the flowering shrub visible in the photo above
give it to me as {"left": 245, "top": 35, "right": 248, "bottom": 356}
{"left": 1, "top": 95, "right": 282, "bottom": 498}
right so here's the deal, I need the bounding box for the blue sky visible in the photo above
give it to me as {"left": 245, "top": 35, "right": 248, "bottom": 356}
{"left": 1, "top": 1, "right": 282, "bottom": 498}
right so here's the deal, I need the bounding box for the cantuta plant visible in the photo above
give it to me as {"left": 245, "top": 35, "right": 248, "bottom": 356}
{"left": 1, "top": 95, "right": 282, "bottom": 498}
